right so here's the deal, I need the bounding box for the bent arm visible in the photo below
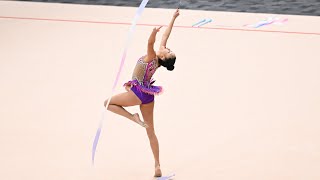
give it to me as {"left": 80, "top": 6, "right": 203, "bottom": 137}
{"left": 145, "top": 27, "right": 161, "bottom": 63}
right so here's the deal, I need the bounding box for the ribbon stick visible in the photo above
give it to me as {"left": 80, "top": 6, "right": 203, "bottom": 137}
{"left": 92, "top": 0, "right": 150, "bottom": 165}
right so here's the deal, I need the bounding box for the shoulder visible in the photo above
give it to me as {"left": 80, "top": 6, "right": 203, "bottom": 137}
{"left": 142, "top": 55, "right": 157, "bottom": 64}
{"left": 138, "top": 55, "right": 147, "bottom": 63}
{"left": 144, "top": 49, "right": 158, "bottom": 63}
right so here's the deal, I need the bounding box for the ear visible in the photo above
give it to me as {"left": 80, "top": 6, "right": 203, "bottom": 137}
{"left": 157, "top": 52, "right": 165, "bottom": 60}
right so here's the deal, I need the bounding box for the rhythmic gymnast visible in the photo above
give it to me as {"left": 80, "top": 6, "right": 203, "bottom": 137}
{"left": 104, "top": 8, "right": 180, "bottom": 177}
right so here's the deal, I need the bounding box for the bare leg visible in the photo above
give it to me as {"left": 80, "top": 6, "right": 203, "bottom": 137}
{"left": 140, "top": 101, "right": 162, "bottom": 177}
{"left": 104, "top": 90, "right": 148, "bottom": 128}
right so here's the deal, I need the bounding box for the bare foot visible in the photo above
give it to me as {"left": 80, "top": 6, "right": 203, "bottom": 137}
{"left": 132, "top": 113, "right": 148, "bottom": 128}
{"left": 154, "top": 165, "right": 162, "bottom": 177}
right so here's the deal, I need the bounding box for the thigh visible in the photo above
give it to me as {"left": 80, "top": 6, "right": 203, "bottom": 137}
{"left": 109, "top": 90, "right": 142, "bottom": 107}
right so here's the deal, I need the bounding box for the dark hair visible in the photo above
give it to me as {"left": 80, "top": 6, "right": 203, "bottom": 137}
{"left": 158, "top": 56, "right": 176, "bottom": 71}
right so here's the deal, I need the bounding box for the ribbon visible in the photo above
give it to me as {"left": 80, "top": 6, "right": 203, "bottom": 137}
{"left": 245, "top": 17, "right": 288, "bottom": 28}
{"left": 92, "top": 0, "right": 150, "bottom": 165}
{"left": 157, "top": 173, "right": 176, "bottom": 180}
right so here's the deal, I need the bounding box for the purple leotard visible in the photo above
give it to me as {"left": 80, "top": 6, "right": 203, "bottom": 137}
{"left": 124, "top": 56, "right": 163, "bottom": 104}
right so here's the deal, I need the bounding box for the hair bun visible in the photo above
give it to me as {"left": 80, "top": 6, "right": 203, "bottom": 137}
{"left": 167, "top": 65, "right": 175, "bottom": 71}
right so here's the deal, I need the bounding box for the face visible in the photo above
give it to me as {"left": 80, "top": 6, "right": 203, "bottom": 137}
{"left": 159, "top": 47, "right": 176, "bottom": 60}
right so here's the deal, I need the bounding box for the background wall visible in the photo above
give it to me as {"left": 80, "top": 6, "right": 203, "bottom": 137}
{"left": 15, "top": 0, "right": 320, "bottom": 16}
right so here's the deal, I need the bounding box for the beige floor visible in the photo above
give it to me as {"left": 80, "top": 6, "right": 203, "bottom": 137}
{"left": 1, "top": 1, "right": 320, "bottom": 180}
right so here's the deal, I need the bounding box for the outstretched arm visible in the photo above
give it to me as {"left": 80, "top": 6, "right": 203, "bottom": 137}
{"left": 160, "top": 8, "right": 180, "bottom": 48}
{"left": 144, "top": 26, "right": 162, "bottom": 63}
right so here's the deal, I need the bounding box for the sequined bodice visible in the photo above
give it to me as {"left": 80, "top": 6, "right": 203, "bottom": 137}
{"left": 132, "top": 56, "right": 159, "bottom": 86}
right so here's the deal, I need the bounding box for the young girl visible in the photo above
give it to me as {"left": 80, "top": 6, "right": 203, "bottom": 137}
{"left": 104, "top": 8, "right": 180, "bottom": 177}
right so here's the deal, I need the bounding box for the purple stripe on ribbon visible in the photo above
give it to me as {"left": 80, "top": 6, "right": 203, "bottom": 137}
{"left": 92, "top": 0, "right": 150, "bottom": 165}
{"left": 91, "top": 120, "right": 102, "bottom": 163}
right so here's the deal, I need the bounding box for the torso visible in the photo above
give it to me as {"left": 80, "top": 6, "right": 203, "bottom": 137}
{"left": 132, "top": 56, "right": 159, "bottom": 86}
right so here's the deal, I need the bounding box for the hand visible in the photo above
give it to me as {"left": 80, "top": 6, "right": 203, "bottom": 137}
{"left": 173, "top": 8, "right": 180, "bottom": 18}
{"left": 153, "top": 26, "right": 162, "bottom": 33}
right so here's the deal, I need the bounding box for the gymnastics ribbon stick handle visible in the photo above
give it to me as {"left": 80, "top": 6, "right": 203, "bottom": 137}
{"left": 91, "top": 0, "right": 150, "bottom": 165}
{"left": 178, "top": 0, "right": 182, "bottom": 9}
{"left": 192, "top": 19, "right": 206, "bottom": 27}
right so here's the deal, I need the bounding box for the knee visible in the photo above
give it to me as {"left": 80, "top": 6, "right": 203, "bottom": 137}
{"left": 147, "top": 129, "right": 156, "bottom": 139}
